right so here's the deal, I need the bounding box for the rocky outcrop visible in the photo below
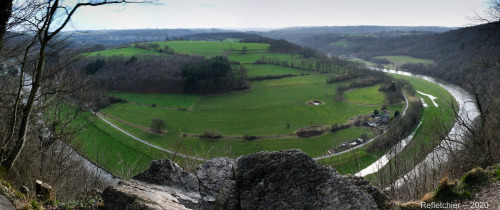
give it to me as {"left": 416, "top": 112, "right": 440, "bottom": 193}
{"left": 133, "top": 159, "right": 199, "bottom": 193}
{"left": 217, "top": 149, "right": 378, "bottom": 209}
{"left": 196, "top": 157, "right": 235, "bottom": 201}
{"left": 102, "top": 180, "right": 193, "bottom": 210}
{"left": 103, "top": 150, "right": 379, "bottom": 210}
{"left": 346, "top": 174, "right": 388, "bottom": 209}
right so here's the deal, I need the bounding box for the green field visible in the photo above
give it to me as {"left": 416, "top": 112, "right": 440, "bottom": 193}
{"left": 86, "top": 47, "right": 162, "bottom": 57}
{"left": 224, "top": 38, "right": 241, "bottom": 42}
{"left": 374, "top": 55, "right": 434, "bottom": 65}
{"left": 73, "top": 112, "right": 206, "bottom": 177}
{"left": 86, "top": 41, "right": 301, "bottom": 64}
{"left": 110, "top": 92, "right": 200, "bottom": 108}
{"left": 319, "top": 74, "right": 456, "bottom": 175}
{"left": 102, "top": 74, "right": 378, "bottom": 136}
{"left": 72, "top": 112, "right": 157, "bottom": 177}
{"left": 351, "top": 55, "right": 434, "bottom": 70}
{"left": 318, "top": 147, "right": 385, "bottom": 175}
{"left": 344, "top": 85, "right": 385, "bottom": 105}
{"left": 99, "top": 115, "right": 374, "bottom": 158}
{"left": 235, "top": 64, "right": 306, "bottom": 77}
{"left": 329, "top": 39, "right": 348, "bottom": 47}
{"left": 154, "top": 41, "right": 269, "bottom": 57}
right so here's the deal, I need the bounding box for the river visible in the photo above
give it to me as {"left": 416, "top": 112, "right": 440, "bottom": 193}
{"left": 364, "top": 68, "right": 480, "bottom": 188}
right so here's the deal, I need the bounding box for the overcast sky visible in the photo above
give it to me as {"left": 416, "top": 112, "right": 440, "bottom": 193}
{"left": 67, "top": 0, "right": 491, "bottom": 31}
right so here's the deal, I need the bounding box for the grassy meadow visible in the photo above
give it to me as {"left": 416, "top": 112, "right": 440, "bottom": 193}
{"left": 86, "top": 47, "right": 162, "bottom": 57}
{"left": 374, "top": 55, "right": 434, "bottom": 65}
{"left": 319, "top": 74, "right": 456, "bottom": 175}
{"left": 344, "top": 85, "right": 386, "bottom": 105}
{"left": 350, "top": 55, "right": 434, "bottom": 70}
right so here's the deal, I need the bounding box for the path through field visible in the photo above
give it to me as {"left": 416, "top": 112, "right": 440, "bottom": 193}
{"left": 95, "top": 113, "right": 206, "bottom": 161}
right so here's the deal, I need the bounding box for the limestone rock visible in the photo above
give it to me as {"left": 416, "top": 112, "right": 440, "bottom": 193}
{"left": 104, "top": 150, "right": 381, "bottom": 210}
{"left": 213, "top": 180, "right": 239, "bottom": 210}
{"left": 346, "top": 174, "right": 388, "bottom": 209}
{"left": 196, "top": 157, "right": 234, "bottom": 201}
{"left": 102, "top": 180, "right": 190, "bottom": 210}
{"left": 133, "top": 159, "right": 199, "bottom": 193}
{"left": 217, "top": 149, "right": 378, "bottom": 210}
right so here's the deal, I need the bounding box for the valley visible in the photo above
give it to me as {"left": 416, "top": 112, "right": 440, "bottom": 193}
{"left": 74, "top": 40, "right": 455, "bottom": 178}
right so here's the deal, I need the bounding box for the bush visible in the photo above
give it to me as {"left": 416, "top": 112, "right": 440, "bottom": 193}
{"left": 249, "top": 74, "right": 300, "bottom": 81}
{"left": 94, "top": 95, "right": 127, "bottom": 110}
{"left": 460, "top": 168, "right": 489, "bottom": 189}
{"left": 243, "top": 134, "right": 258, "bottom": 140}
{"left": 492, "top": 166, "right": 500, "bottom": 180}
{"left": 330, "top": 124, "right": 351, "bottom": 132}
{"left": 297, "top": 126, "right": 324, "bottom": 138}
{"left": 200, "top": 131, "right": 222, "bottom": 139}
{"left": 432, "top": 176, "right": 462, "bottom": 202}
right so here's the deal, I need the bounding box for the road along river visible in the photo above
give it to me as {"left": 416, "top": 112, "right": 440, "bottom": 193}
{"left": 364, "top": 69, "right": 479, "bottom": 188}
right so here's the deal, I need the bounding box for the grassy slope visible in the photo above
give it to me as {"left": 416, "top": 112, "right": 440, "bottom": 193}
{"left": 318, "top": 147, "right": 385, "bottom": 175}
{"left": 320, "top": 74, "right": 455, "bottom": 175}
{"left": 110, "top": 92, "right": 200, "bottom": 108}
{"left": 374, "top": 55, "right": 434, "bottom": 65}
{"left": 101, "top": 74, "right": 377, "bottom": 136}
{"left": 100, "top": 116, "right": 374, "bottom": 158}
{"left": 153, "top": 41, "right": 269, "bottom": 57}
{"left": 330, "top": 39, "right": 348, "bottom": 46}
{"left": 86, "top": 47, "right": 162, "bottom": 57}
{"left": 234, "top": 64, "right": 306, "bottom": 77}
{"left": 72, "top": 112, "right": 157, "bottom": 177}
{"left": 351, "top": 55, "right": 433, "bottom": 70}
{"left": 344, "top": 85, "right": 385, "bottom": 105}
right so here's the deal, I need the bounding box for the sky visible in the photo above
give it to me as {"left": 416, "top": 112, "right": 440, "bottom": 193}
{"left": 67, "top": 0, "right": 491, "bottom": 31}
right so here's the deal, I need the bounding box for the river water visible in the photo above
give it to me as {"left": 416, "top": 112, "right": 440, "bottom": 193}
{"left": 363, "top": 68, "right": 480, "bottom": 187}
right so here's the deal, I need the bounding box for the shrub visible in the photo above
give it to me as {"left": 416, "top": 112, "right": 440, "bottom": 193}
{"left": 243, "top": 134, "right": 258, "bottom": 140}
{"left": 432, "top": 176, "right": 462, "bottom": 202}
{"left": 94, "top": 95, "right": 127, "bottom": 110}
{"left": 460, "top": 167, "right": 489, "bottom": 189}
{"left": 201, "top": 131, "right": 222, "bottom": 139}
{"left": 297, "top": 126, "right": 324, "bottom": 138}
{"left": 248, "top": 74, "right": 299, "bottom": 81}
{"left": 492, "top": 166, "right": 500, "bottom": 180}
{"left": 330, "top": 124, "right": 351, "bottom": 132}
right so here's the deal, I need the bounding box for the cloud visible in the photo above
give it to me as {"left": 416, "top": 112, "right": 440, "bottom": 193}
{"left": 198, "top": 4, "right": 218, "bottom": 8}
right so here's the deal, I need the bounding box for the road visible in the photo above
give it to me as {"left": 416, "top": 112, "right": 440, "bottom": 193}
{"left": 372, "top": 69, "right": 479, "bottom": 188}
{"left": 314, "top": 93, "right": 410, "bottom": 160}
{"left": 95, "top": 113, "right": 207, "bottom": 161}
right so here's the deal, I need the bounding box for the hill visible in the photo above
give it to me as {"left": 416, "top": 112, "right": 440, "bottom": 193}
{"left": 296, "top": 22, "right": 500, "bottom": 95}
{"left": 257, "top": 25, "right": 454, "bottom": 43}
{"left": 62, "top": 28, "right": 238, "bottom": 47}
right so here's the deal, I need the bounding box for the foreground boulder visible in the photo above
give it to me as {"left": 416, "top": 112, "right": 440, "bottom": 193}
{"left": 133, "top": 159, "right": 199, "bottom": 193}
{"left": 346, "top": 174, "right": 388, "bottom": 209}
{"left": 102, "top": 180, "right": 192, "bottom": 210}
{"left": 217, "top": 150, "right": 378, "bottom": 209}
{"left": 103, "top": 150, "right": 378, "bottom": 209}
{"left": 196, "top": 157, "right": 235, "bottom": 201}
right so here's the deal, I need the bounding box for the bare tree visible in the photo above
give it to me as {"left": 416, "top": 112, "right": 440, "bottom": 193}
{"left": 0, "top": 0, "right": 13, "bottom": 49}
{"left": 0, "top": 0, "right": 154, "bottom": 172}
{"left": 151, "top": 118, "right": 167, "bottom": 133}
